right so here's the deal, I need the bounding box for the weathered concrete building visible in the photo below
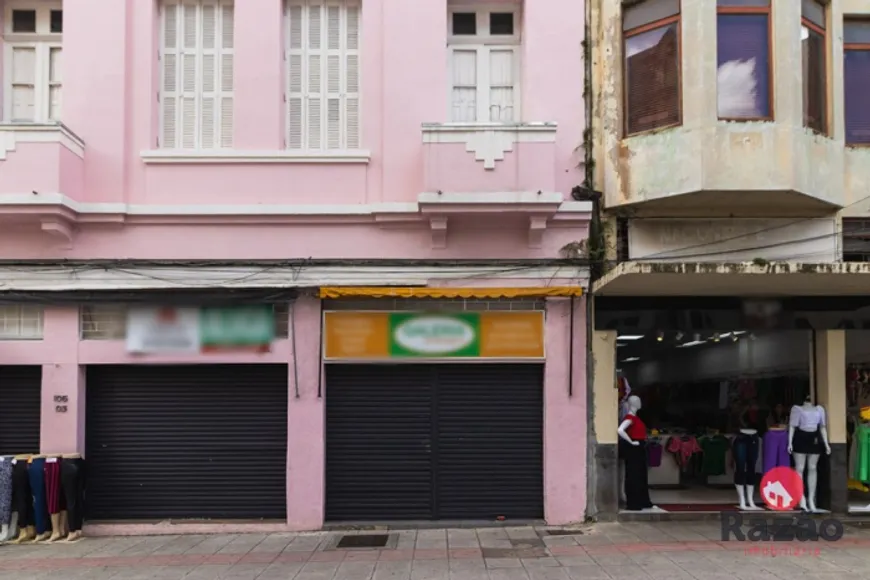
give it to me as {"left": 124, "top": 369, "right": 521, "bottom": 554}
{"left": 587, "top": 0, "right": 870, "bottom": 519}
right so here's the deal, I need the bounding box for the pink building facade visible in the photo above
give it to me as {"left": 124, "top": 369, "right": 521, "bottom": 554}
{"left": 0, "top": 0, "right": 590, "bottom": 532}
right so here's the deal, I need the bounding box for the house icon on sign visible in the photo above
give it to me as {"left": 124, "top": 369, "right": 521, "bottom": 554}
{"left": 763, "top": 480, "right": 794, "bottom": 509}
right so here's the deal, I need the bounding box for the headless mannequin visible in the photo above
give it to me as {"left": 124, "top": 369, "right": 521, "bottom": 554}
{"left": 789, "top": 399, "right": 831, "bottom": 513}
{"left": 62, "top": 453, "right": 84, "bottom": 542}
{"left": 45, "top": 454, "right": 68, "bottom": 542}
{"left": 10, "top": 454, "right": 34, "bottom": 544}
{"left": 735, "top": 428, "right": 762, "bottom": 510}
{"left": 617, "top": 396, "right": 659, "bottom": 511}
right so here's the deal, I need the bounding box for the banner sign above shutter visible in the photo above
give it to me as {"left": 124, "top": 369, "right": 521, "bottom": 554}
{"left": 323, "top": 311, "right": 545, "bottom": 361}
{"left": 127, "top": 306, "right": 274, "bottom": 354}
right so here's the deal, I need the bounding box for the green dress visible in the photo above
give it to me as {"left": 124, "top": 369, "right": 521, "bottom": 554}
{"left": 855, "top": 424, "right": 870, "bottom": 483}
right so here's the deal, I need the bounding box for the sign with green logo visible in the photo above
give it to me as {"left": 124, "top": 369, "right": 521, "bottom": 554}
{"left": 389, "top": 313, "right": 480, "bottom": 357}
{"left": 200, "top": 306, "right": 275, "bottom": 348}
{"left": 323, "top": 311, "right": 545, "bottom": 360}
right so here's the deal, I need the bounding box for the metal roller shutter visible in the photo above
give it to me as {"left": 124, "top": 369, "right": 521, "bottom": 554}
{"left": 0, "top": 366, "right": 42, "bottom": 456}
{"left": 85, "top": 364, "right": 288, "bottom": 521}
{"left": 436, "top": 364, "right": 544, "bottom": 519}
{"left": 325, "top": 364, "right": 434, "bottom": 520}
{"left": 325, "top": 363, "right": 543, "bottom": 521}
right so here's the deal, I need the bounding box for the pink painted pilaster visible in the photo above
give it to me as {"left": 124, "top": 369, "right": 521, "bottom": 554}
{"left": 40, "top": 308, "right": 84, "bottom": 455}
{"left": 286, "top": 295, "right": 325, "bottom": 530}
{"left": 233, "top": 0, "right": 285, "bottom": 149}
{"left": 543, "top": 297, "right": 587, "bottom": 524}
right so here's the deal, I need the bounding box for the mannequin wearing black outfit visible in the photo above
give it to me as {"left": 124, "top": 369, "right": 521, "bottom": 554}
{"left": 61, "top": 456, "right": 86, "bottom": 540}
{"left": 618, "top": 396, "right": 655, "bottom": 511}
{"left": 11, "top": 460, "right": 32, "bottom": 528}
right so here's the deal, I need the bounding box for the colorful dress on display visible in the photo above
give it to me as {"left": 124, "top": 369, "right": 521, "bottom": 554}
{"left": 855, "top": 423, "right": 870, "bottom": 483}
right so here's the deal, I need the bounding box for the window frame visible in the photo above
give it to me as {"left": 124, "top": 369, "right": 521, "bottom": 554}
{"left": 446, "top": 3, "right": 522, "bottom": 123}
{"left": 715, "top": 0, "right": 773, "bottom": 122}
{"left": 801, "top": 0, "right": 828, "bottom": 135}
{"left": 2, "top": 0, "right": 62, "bottom": 123}
{"left": 843, "top": 19, "right": 870, "bottom": 147}
{"left": 622, "top": 3, "right": 682, "bottom": 137}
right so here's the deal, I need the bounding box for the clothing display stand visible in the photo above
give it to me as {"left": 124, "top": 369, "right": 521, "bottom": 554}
{"left": 733, "top": 429, "right": 763, "bottom": 510}
{"left": 61, "top": 454, "right": 85, "bottom": 542}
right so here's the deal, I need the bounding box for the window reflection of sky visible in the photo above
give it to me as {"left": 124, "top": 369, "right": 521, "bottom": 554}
{"left": 625, "top": 26, "right": 670, "bottom": 58}
{"left": 717, "top": 15, "right": 769, "bottom": 118}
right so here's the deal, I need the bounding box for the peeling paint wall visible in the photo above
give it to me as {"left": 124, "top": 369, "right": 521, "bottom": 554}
{"left": 592, "top": 0, "right": 870, "bottom": 215}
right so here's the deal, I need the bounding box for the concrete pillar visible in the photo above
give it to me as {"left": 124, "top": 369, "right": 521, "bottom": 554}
{"left": 40, "top": 308, "right": 84, "bottom": 455}
{"left": 813, "top": 330, "right": 847, "bottom": 514}
{"left": 286, "top": 295, "right": 324, "bottom": 530}
{"left": 590, "top": 329, "right": 619, "bottom": 520}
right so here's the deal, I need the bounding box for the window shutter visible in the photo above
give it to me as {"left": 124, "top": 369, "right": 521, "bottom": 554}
{"left": 201, "top": 4, "right": 218, "bottom": 148}
{"left": 344, "top": 4, "right": 360, "bottom": 148}
{"left": 11, "top": 47, "right": 36, "bottom": 122}
{"left": 287, "top": 4, "right": 304, "bottom": 149}
{"left": 161, "top": 3, "right": 180, "bottom": 148}
{"left": 219, "top": 3, "right": 234, "bottom": 147}
{"left": 451, "top": 49, "right": 477, "bottom": 122}
{"left": 180, "top": 3, "right": 198, "bottom": 149}
{"left": 48, "top": 47, "right": 62, "bottom": 121}
{"left": 489, "top": 48, "right": 516, "bottom": 122}
{"left": 306, "top": 3, "right": 323, "bottom": 149}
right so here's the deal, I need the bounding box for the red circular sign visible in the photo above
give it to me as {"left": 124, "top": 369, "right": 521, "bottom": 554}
{"left": 760, "top": 467, "right": 804, "bottom": 511}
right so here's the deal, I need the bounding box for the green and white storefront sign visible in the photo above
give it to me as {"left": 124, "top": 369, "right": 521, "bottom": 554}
{"left": 126, "top": 305, "right": 275, "bottom": 354}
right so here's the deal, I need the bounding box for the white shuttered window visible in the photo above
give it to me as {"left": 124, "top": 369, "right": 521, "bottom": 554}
{"left": 2, "top": 2, "right": 63, "bottom": 123}
{"left": 447, "top": 5, "right": 520, "bottom": 122}
{"left": 160, "top": 0, "right": 234, "bottom": 149}
{"left": 286, "top": 0, "right": 360, "bottom": 150}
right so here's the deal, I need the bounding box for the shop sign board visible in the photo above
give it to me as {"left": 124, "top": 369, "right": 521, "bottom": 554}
{"left": 127, "top": 306, "right": 274, "bottom": 354}
{"left": 627, "top": 218, "right": 837, "bottom": 262}
{"left": 323, "top": 311, "right": 545, "bottom": 361}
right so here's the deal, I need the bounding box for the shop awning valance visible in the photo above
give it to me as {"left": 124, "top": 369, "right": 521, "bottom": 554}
{"left": 593, "top": 261, "right": 870, "bottom": 297}
{"left": 318, "top": 286, "right": 583, "bottom": 299}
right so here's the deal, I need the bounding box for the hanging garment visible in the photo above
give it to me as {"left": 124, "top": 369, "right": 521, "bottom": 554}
{"left": 647, "top": 441, "right": 663, "bottom": 467}
{"left": 733, "top": 433, "right": 760, "bottom": 486}
{"left": 27, "top": 458, "right": 49, "bottom": 534}
{"left": 762, "top": 429, "right": 790, "bottom": 473}
{"left": 0, "top": 458, "right": 12, "bottom": 525}
{"left": 700, "top": 436, "right": 729, "bottom": 476}
{"left": 61, "top": 458, "right": 86, "bottom": 533}
{"left": 623, "top": 441, "right": 653, "bottom": 511}
{"left": 44, "top": 458, "right": 64, "bottom": 515}
{"left": 855, "top": 424, "right": 870, "bottom": 483}
{"left": 666, "top": 436, "right": 702, "bottom": 470}
{"left": 11, "top": 459, "right": 32, "bottom": 528}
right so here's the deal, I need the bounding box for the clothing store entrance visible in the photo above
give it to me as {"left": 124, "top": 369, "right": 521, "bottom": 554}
{"left": 84, "top": 364, "right": 289, "bottom": 521}
{"left": 595, "top": 295, "right": 818, "bottom": 513}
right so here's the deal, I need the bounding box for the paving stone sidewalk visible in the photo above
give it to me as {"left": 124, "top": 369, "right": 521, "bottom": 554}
{"left": 3, "top": 522, "right": 870, "bottom": 579}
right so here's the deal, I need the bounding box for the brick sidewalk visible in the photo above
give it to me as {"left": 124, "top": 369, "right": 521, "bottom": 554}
{"left": 2, "top": 523, "right": 870, "bottom": 579}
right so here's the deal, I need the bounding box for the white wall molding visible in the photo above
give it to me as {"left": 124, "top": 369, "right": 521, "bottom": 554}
{"left": 0, "top": 123, "right": 85, "bottom": 160}
{"left": 422, "top": 122, "right": 557, "bottom": 169}
{"left": 140, "top": 149, "right": 372, "bottom": 164}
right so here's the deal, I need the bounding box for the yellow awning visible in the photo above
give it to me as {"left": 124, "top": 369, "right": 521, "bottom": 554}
{"left": 319, "top": 286, "right": 583, "bottom": 299}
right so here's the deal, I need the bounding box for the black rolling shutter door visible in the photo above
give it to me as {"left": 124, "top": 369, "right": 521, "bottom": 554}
{"left": 85, "top": 365, "right": 288, "bottom": 521}
{"left": 436, "top": 364, "right": 544, "bottom": 519}
{"left": 0, "top": 366, "right": 42, "bottom": 456}
{"left": 325, "top": 365, "right": 434, "bottom": 520}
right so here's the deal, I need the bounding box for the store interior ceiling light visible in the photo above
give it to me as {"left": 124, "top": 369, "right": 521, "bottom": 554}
{"left": 617, "top": 335, "right": 643, "bottom": 340}
{"left": 678, "top": 340, "right": 706, "bottom": 348}
{"left": 675, "top": 331, "right": 684, "bottom": 340}
{"left": 622, "top": 357, "right": 640, "bottom": 362}
{"left": 656, "top": 331, "right": 664, "bottom": 341}
{"left": 617, "top": 343, "right": 626, "bottom": 348}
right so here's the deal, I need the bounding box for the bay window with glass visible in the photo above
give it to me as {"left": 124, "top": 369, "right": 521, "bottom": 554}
{"left": 844, "top": 20, "right": 870, "bottom": 146}
{"left": 801, "top": 0, "right": 827, "bottom": 134}
{"left": 622, "top": 0, "right": 681, "bottom": 136}
{"left": 716, "top": 0, "right": 772, "bottom": 120}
